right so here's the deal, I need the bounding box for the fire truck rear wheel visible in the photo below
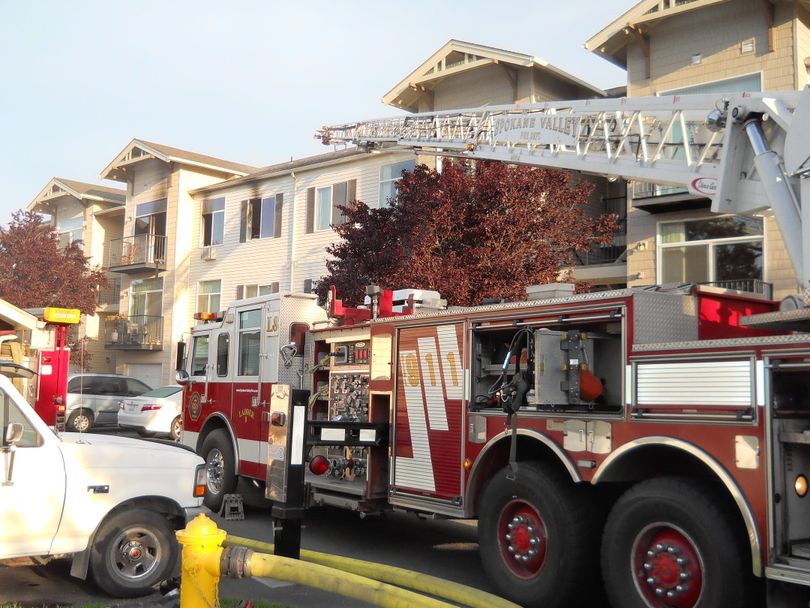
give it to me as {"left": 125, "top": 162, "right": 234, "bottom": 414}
{"left": 200, "top": 429, "right": 236, "bottom": 511}
{"left": 67, "top": 409, "right": 93, "bottom": 432}
{"left": 478, "top": 461, "right": 598, "bottom": 608}
{"left": 89, "top": 508, "right": 177, "bottom": 598}
{"left": 601, "top": 477, "right": 747, "bottom": 608}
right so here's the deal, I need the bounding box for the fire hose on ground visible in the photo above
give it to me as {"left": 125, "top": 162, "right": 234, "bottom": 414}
{"left": 176, "top": 514, "right": 521, "bottom": 608}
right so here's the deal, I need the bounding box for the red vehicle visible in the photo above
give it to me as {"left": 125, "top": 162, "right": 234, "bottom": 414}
{"left": 180, "top": 89, "right": 810, "bottom": 607}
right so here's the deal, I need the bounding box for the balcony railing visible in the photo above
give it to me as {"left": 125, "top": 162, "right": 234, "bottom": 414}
{"left": 700, "top": 279, "right": 773, "bottom": 300}
{"left": 97, "top": 275, "right": 121, "bottom": 310}
{"left": 108, "top": 234, "right": 167, "bottom": 273}
{"left": 104, "top": 315, "right": 163, "bottom": 350}
{"left": 632, "top": 182, "right": 689, "bottom": 199}
{"left": 574, "top": 214, "right": 627, "bottom": 266}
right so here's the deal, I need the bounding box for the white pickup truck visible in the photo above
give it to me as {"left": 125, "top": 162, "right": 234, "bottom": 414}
{"left": 0, "top": 373, "right": 207, "bottom": 598}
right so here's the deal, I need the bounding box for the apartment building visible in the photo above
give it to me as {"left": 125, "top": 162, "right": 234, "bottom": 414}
{"left": 587, "top": 0, "right": 810, "bottom": 298}
{"left": 98, "top": 140, "right": 257, "bottom": 387}
{"left": 27, "top": 178, "right": 126, "bottom": 373}
{"left": 184, "top": 39, "right": 624, "bottom": 320}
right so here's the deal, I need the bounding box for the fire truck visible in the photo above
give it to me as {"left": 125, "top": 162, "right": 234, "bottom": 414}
{"left": 180, "top": 89, "right": 810, "bottom": 607}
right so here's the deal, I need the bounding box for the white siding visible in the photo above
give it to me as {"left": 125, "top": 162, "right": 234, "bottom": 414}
{"left": 186, "top": 150, "right": 416, "bottom": 319}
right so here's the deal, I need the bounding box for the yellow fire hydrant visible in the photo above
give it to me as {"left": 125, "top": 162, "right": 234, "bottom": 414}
{"left": 176, "top": 514, "right": 227, "bottom": 608}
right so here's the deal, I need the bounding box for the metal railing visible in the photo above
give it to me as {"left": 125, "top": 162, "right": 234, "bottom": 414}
{"left": 631, "top": 181, "right": 689, "bottom": 199}
{"left": 108, "top": 234, "right": 167, "bottom": 271}
{"left": 98, "top": 275, "right": 121, "bottom": 308}
{"left": 104, "top": 315, "right": 163, "bottom": 349}
{"left": 700, "top": 279, "right": 773, "bottom": 299}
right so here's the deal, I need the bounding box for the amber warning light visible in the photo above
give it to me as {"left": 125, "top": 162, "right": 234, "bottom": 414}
{"left": 43, "top": 307, "right": 81, "bottom": 324}
{"left": 193, "top": 312, "right": 219, "bottom": 321}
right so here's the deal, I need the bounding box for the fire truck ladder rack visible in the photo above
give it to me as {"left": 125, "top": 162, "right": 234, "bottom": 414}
{"left": 318, "top": 89, "right": 810, "bottom": 287}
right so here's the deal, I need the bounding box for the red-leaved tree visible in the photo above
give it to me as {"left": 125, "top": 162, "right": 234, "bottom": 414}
{"left": 0, "top": 210, "right": 108, "bottom": 313}
{"left": 317, "top": 159, "right": 619, "bottom": 307}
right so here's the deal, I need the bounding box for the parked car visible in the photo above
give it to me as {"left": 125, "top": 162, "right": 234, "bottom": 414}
{"left": 119, "top": 385, "right": 183, "bottom": 441}
{"left": 66, "top": 373, "right": 152, "bottom": 432}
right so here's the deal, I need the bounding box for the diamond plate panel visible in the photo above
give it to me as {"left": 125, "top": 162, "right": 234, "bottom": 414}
{"left": 633, "top": 291, "right": 697, "bottom": 345}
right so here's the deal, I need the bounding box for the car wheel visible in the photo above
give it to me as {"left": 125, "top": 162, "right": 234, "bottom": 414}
{"left": 67, "top": 409, "right": 94, "bottom": 432}
{"left": 601, "top": 477, "right": 748, "bottom": 608}
{"left": 478, "top": 461, "right": 599, "bottom": 608}
{"left": 90, "top": 508, "right": 177, "bottom": 598}
{"left": 200, "top": 429, "right": 237, "bottom": 511}
{"left": 169, "top": 416, "right": 182, "bottom": 442}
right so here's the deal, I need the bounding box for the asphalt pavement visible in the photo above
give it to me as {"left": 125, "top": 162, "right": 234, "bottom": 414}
{"left": 0, "top": 475, "right": 489, "bottom": 608}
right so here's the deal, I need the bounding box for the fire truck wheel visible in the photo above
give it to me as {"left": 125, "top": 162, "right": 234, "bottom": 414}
{"left": 200, "top": 429, "right": 236, "bottom": 511}
{"left": 90, "top": 508, "right": 177, "bottom": 598}
{"left": 601, "top": 477, "right": 747, "bottom": 608}
{"left": 66, "top": 408, "right": 93, "bottom": 432}
{"left": 478, "top": 461, "right": 598, "bottom": 608}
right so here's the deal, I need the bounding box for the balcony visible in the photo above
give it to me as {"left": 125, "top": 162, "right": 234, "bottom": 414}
{"left": 104, "top": 315, "right": 163, "bottom": 350}
{"left": 108, "top": 234, "right": 167, "bottom": 274}
{"left": 631, "top": 181, "right": 708, "bottom": 214}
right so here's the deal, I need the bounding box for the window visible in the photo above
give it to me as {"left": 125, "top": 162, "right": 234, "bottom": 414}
{"left": 379, "top": 160, "right": 416, "bottom": 206}
{"left": 134, "top": 199, "right": 167, "bottom": 263}
{"left": 202, "top": 198, "right": 225, "bottom": 246}
{"left": 57, "top": 216, "right": 83, "bottom": 249}
{"left": 190, "top": 335, "right": 210, "bottom": 376}
{"left": 125, "top": 378, "right": 152, "bottom": 396}
{"left": 238, "top": 309, "right": 261, "bottom": 376}
{"left": 0, "top": 387, "right": 41, "bottom": 448}
{"left": 130, "top": 278, "right": 163, "bottom": 319}
{"left": 197, "top": 280, "right": 221, "bottom": 313}
{"left": 236, "top": 283, "right": 278, "bottom": 300}
{"left": 217, "top": 333, "right": 230, "bottom": 376}
{"left": 306, "top": 180, "right": 356, "bottom": 233}
{"left": 240, "top": 194, "right": 283, "bottom": 242}
{"left": 658, "top": 216, "right": 764, "bottom": 285}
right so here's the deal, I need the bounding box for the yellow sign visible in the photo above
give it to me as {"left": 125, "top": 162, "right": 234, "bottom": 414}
{"left": 43, "top": 307, "right": 81, "bottom": 325}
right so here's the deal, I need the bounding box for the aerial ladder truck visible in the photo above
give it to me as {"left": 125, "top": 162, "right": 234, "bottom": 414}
{"left": 181, "top": 89, "right": 810, "bottom": 608}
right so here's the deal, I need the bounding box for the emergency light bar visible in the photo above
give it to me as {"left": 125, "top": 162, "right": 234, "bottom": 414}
{"left": 193, "top": 312, "right": 222, "bottom": 322}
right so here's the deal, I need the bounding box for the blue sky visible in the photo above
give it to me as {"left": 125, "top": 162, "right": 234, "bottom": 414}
{"left": 0, "top": 1, "right": 632, "bottom": 224}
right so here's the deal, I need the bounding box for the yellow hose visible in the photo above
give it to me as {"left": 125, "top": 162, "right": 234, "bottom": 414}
{"left": 223, "top": 548, "right": 455, "bottom": 608}
{"left": 224, "top": 534, "right": 520, "bottom": 608}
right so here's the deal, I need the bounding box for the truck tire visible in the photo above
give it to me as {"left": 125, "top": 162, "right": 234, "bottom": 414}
{"left": 89, "top": 508, "right": 177, "bottom": 598}
{"left": 601, "top": 477, "right": 747, "bottom": 608}
{"left": 200, "top": 429, "right": 237, "bottom": 511}
{"left": 478, "top": 461, "right": 598, "bottom": 608}
{"left": 67, "top": 409, "right": 93, "bottom": 432}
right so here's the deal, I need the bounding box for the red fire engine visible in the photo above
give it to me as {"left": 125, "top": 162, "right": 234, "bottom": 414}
{"left": 180, "top": 89, "right": 810, "bottom": 607}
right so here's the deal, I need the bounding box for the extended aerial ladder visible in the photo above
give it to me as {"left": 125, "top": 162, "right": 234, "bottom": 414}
{"left": 317, "top": 90, "right": 810, "bottom": 289}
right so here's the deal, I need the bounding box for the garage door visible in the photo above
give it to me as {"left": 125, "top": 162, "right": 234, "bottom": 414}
{"left": 127, "top": 363, "right": 163, "bottom": 390}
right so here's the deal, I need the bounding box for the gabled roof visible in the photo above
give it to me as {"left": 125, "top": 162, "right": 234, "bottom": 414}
{"left": 384, "top": 39, "right": 606, "bottom": 112}
{"left": 100, "top": 138, "right": 258, "bottom": 182}
{"left": 28, "top": 177, "right": 125, "bottom": 214}
{"left": 192, "top": 146, "right": 405, "bottom": 196}
{"left": 585, "top": 0, "right": 731, "bottom": 69}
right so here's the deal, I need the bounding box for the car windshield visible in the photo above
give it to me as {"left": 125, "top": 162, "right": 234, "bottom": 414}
{"left": 140, "top": 386, "right": 182, "bottom": 398}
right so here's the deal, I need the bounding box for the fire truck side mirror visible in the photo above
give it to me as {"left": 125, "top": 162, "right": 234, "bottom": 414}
{"left": 175, "top": 369, "right": 190, "bottom": 386}
{"left": 4, "top": 422, "right": 23, "bottom": 446}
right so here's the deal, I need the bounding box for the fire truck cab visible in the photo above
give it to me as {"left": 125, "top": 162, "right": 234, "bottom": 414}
{"left": 179, "top": 291, "right": 327, "bottom": 510}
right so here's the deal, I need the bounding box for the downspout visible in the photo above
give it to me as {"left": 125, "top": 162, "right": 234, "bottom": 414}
{"left": 288, "top": 169, "right": 297, "bottom": 291}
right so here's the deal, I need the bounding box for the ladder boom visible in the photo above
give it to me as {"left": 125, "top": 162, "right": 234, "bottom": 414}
{"left": 318, "top": 90, "right": 810, "bottom": 285}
